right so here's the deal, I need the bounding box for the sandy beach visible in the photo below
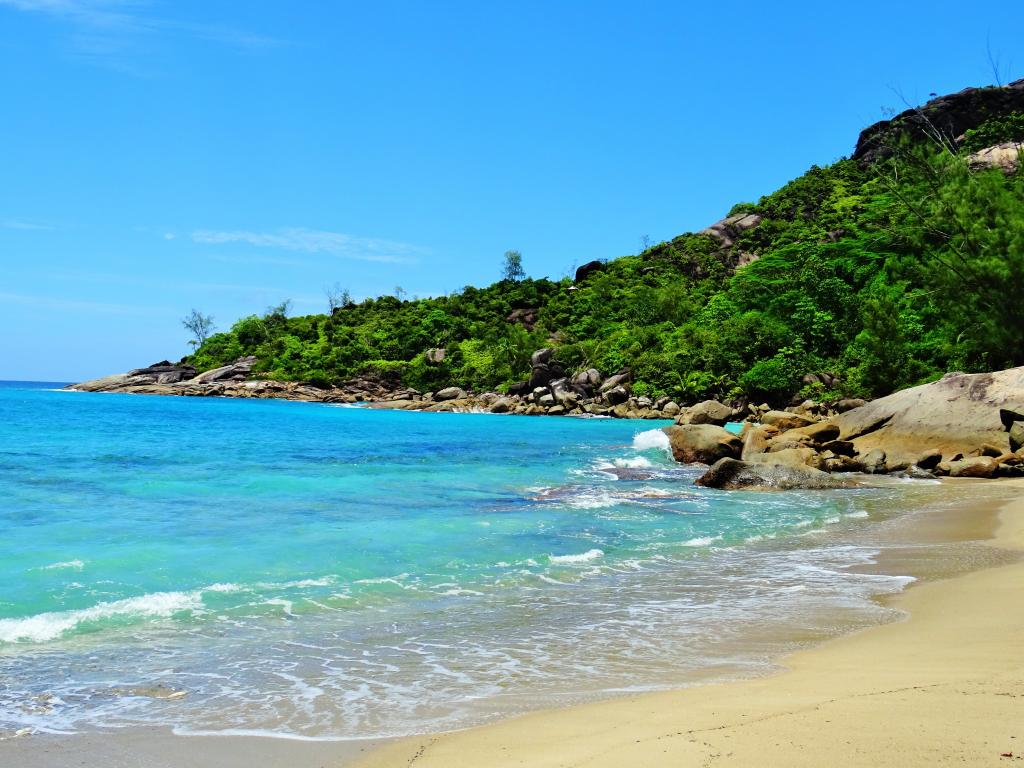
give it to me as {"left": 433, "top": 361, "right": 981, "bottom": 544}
{"left": 4, "top": 479, "right": 1021, "bottom": 767}
{"left": 355, "top": 479, "right": 1024, "bottom": 768}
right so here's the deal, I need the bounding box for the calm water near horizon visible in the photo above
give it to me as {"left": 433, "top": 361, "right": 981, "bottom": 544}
{"left": 0, "top": 381, "right": 970, "bottom": 739}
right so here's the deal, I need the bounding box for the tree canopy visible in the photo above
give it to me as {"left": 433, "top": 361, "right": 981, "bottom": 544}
{"left": 186, "top": 114, "right": 1024, "bottom": 405}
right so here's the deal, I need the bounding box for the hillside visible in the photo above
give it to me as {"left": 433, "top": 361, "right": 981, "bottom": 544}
{"left": 185, "top": 79, "right": 1024, "bottom": 407}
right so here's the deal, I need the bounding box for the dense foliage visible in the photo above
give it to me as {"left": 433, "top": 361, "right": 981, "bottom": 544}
{"left": 188, "top": 117, "right": 1024, "bottom": 405}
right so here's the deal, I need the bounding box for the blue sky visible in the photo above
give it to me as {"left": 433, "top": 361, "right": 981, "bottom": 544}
{"left": 0, "top": 1, "right": 1018, "bottom": 381}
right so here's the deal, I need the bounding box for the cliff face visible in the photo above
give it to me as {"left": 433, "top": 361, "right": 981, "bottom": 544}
{"left": 853, "top": 78, "right": 1024, "bottom": 163}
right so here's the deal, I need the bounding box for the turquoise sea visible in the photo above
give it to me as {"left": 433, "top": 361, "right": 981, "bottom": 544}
{"left": 0, "top": 381, "right": 947, "bottom": 739}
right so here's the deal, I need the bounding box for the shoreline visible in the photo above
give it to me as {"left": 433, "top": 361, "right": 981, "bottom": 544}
{"left": 4, "top": 479, "right": 1020, "bottom": 767}
{"left": 353, "top": 478, "right": 1024, "bottom": 768}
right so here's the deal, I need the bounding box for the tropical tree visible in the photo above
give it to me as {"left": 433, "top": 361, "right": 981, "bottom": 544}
{"left": 182, "top": 309, "right": 215, "bottom": 349}
{"left": 502, "top": 250, "right": 525, "bottom": 282}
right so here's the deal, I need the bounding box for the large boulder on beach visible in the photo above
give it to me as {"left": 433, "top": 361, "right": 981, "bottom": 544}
{"left": 664, "top": 425, "right": 742, "bottom": 465}
{"left": 760, "top": 410, "right": 818, "bottom": 431}
{"left": 751, "top": 446, "right": 824, "bottom": 471}
{"left": 434, "top": 386, "right": 468, "bottom": 401}
{"left": 830, "top": 367, "right": 1024, "bottom": 467}
{"left": 695, "top": 458, "right": 854, "bottom": 490}
{"left": 947, "top": 456, "right": 1001, "bottom": 478}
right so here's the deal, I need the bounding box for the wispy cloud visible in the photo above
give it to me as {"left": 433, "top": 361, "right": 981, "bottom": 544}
{"left": 0, "top": 0, "right": 283, "bottom": 67}
{"left": 0, "top": 290, "right": 168, "bottom": 315}
{"left": 1, "top": 218, "right": 55, "bottom": 231}
{"left": 192, "top": 227, "right": 427, "bottom": 264}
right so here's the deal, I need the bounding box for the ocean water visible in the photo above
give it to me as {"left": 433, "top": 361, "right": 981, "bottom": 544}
{"left": 0, "top": 381, "right": 946, "bottom": 739}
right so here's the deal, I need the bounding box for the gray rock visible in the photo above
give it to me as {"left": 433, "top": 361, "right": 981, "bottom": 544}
{"left": 861, "top": 448, "right": 888, "bottom": 474}
{"left": 191, "top": 356, "right": 257, "bottom": 384}
{"left": 434, "top": 386, "right": 468, "bottom": 401}
{"left": 603, "top": 385, "right": 629, "bottom": 406}
{"left": 572, "top": 368, "right": 603, "bottom": 392}
{"left": 530, "top": 348, "right": 554, "bottom": 367}
{"left": 1011, "top": 422, "right": 1024, "bottom": 453}
{"left": 599, "top": 371, "right": 631, "bottom": 393}
{"left": 695, "top": 458, "right": 853, "bottom": 490}
{"left": 833, "top": 398, "right": 868, "bottom": 413}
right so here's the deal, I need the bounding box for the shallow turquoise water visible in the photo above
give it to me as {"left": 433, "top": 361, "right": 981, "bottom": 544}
{"left": 0, "top": 382, "right": 933, "bottom": 738}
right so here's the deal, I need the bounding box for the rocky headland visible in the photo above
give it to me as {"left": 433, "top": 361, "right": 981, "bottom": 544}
{"left": 70, "top": 359, "right": 1024, "bottom": 487}
{"left": 670, "top": 367, "right": 1024, "bottom": 488}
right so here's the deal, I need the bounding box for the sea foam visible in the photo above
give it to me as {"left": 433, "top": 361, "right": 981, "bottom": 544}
{"left": 0, "top": 591, "right": 203, "bottom": 644}
{"left": 632, "top": 429, "right": 670, "bottom": 452}
{"left": 36, "top": 560, "right": 85, "bottom": 571}
{"left": 549, "top": 548, "right": 604, "bottom": 564}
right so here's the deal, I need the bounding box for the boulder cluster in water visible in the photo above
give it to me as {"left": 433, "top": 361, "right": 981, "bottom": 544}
{"left": 669, "top": 368, "right": 1024, "bottom": 488}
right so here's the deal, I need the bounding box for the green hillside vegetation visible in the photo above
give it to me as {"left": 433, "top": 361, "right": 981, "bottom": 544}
{"left": 187, "top": 100, "right": 1024, "bottom": 405}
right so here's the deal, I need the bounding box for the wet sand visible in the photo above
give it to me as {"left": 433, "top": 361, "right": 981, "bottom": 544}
{"left": 354, "top": 479, "right": 1024, "bottom": 768}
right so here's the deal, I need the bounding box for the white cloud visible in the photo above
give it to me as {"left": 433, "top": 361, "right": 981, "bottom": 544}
{"left": 163, "top": 232, "right": 175, "bottom": 240}
{"left": 191, "top": 227, "right": 426, "bottom": 264}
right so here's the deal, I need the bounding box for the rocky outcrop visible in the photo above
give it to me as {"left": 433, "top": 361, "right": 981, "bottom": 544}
{"left": 698, "top": 212, "right": 763, "bottom": 270}
{"left": 424, "top": 348, "right": 447, "bottom": 364}
{"left": 853, "top": 79, "right": 1024, "bottom": 164}
{"left": 72, "top": 360, "right": 198, "bottom": 392}
{"left": 675, "top": 400, "right": 735, "bottom": 426}
{"left": 433, "top": 386, "right": 467, "bottom": 401}
{"left": 672, "top": 367, "right": 1024, "bottom": 484}
{"left": 663, "top": 425, "right": 742, "bottom": 465}
{"left": 701, "top": 213, "right": 762, "bottom": 249}
{"left": 695, "top": 458, "right": 854, "bottom": 490}
{"left": 574, "top": 260, "right": 605, "bottom": 283}
{"left": 127, "top": 361, "right": 197, "bottom": 384}
{"left": 830, "top": 368, "right": 1024, "bottom": 468}
{"left": 191, "top": 356, "right": 256, "bottom": 383}
{"left": 70, "top": 355, "right": 695, "bottom": 421}
{"left": 968, "top": 141, "right": 1022, "bottom": 174}
{"left": 505, "top": 308, "right": 539, "bottom": 330}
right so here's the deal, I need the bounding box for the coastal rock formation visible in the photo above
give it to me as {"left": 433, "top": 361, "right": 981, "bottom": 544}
{"left": 853, "top": 78, "right": 1024, "bottom": 164}
{"left": 830, "top": 367, "right": 1024, "bottom": 467}
{"left": 663, "top": 425, "right": 742, "bottom": 465}
{"left": 433, "top": 386, "right": 468, "bottom": 401}
{"left": 72, "top": 360, "right": 198, "bottom": 392}
{"left": 675, "top": 400, "right": 734, "bottom": 426}
{"left": 191, "top": 356, "right": 256, "bottom": 383}
{"left": 658, "top": 366, "right": 1024, "bottom": 485}
{"left": 695, "top": 458, "right": 853, "bottom": 490}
